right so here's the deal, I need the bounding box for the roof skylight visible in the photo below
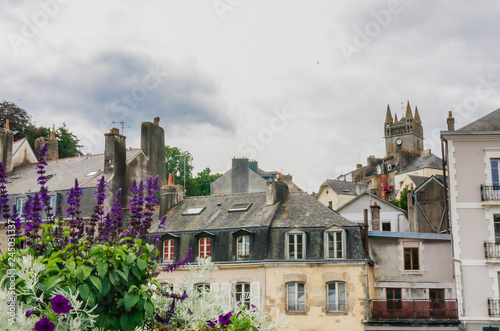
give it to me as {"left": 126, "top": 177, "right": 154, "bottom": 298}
{"left": 228, "top": 203, "right": 252, "bottom": 212}
{"left": 182, "top": 207, "right": 206, "bottom": 216}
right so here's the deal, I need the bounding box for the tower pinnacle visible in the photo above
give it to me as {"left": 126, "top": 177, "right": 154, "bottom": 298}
{"left": 385, "top": 105, "right": 393, "bottom": 123}
{"left": 405, "top": 100, "right": 413, "bottom": 120}
{"left": 414, "top": 106, "right": 421, "bottom": 124}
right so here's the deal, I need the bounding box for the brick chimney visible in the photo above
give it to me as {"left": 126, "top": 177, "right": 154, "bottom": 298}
{"left": 141, "top": 118, "right": 166, "bottom": 188}
{"left": 447, "top": 111, "right": 455, "bottom": 131}
{"left": 0, "top": 120, "right": 13, "bottom": 173}
{"left": 160, "top": 181, "right": 184, "bottom": 216}
{"left": 104, "top": 128, "right": 127, "bottom": 207}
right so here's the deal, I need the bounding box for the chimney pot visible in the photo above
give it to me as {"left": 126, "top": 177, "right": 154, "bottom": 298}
{"left": 168, "top": 173, "right": 175, "bottom": 185}
{"left": 110, "top": 128, "right": 119, "bottom": 134}
{"left": 50, "top": 131, "right": 56, "bottom": 139}
{"left": 154, "top": 117, "right": 160, "bottom": 125}
{"left": 5, "top": 119, "right": 9, "bottom": 130}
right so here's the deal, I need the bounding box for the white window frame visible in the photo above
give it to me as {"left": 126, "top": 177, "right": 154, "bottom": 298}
{"left": 237, "top": 235, "right": 250, "bottom": 258}
{"left": 285, "top": 229, "right": 306, "bottom": 260}
{"left": 163, "top": 239, "right": 175, "bottom": 262}
{"left": 235, "top": 282, "right": 250, "bottom": 308}
{"left": 199, "top": 237, "right": 211, "bottom": 258}
{"left": 324, "top": 226, "right": 345, "bottom": 259}
{"left": 327, "top": 282, "right": 346, "bottom": 312}
{"left": 286, "top": 282, "right": 306, "bottom": 312}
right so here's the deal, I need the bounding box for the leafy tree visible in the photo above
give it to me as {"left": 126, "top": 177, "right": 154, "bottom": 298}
{"left": 392, "top": 187, "right": 408, "bottom": 212}
{"left": 193, "top": 168, "right": 222, "bottom": 196}
{"left": 24, "top": 125, "right": 50, "bottom": 149}
{"left": 56, "top": 123, "right": 83, "bottom": 158}
{"left": 0, "top": 101, "right": 32, "bottom": 140}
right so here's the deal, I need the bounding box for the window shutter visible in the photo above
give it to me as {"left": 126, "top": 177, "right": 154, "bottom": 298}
{"left": 221, "top": 282, "right": 232, "bottom": 311}
{"left": 210, "top": 283, "right": 219, "bottom": 293}
{"left": 250, "top": 282, "right": 260, "bottom": 307}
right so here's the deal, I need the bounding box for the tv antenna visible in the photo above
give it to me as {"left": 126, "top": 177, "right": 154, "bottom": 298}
{"left": 112, "top": 120, "right": 131, "bottom": 135}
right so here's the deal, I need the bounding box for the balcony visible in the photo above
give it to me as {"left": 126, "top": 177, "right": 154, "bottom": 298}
{"left": 485, "top": 242, "right": 500, "bottom": 260}
{"left": 481, "top": 185, "right": 500, "bottom": 202}
{"left": 371, "top": 299, "right": 458, "bottom": 321}
{"left": 489, "top": 298, "right": 500, "bottom": 316}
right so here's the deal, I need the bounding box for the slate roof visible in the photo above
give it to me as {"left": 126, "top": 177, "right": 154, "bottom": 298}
{"left": 336, "top": 192, "right": 406, "bottom": 213}
{"left": 407, "top": 175, "right": 431, "bottom": 188}
{"left": 5, "top": 149, "right": 142, "bottom": 194}
{"left": 149, "top": 192, "right": 356, "bottom": 234}
{"left": 459, "top": 108, "right": 500, "bottom": 131}
{"left": 398, "top": 154, "right": 442, "bottom": 174}
{"left": 320, "top": 179, "right": 357, "bottom": 196}
{"left": 270, "top": 193, "right": 356, "bottom": 228}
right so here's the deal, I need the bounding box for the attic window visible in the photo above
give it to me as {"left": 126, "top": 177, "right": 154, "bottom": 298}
{"left": 228, "top": 203, "right": 252, "bottom": 212}
{"left": 342, "top": 188, "right": 350, "bottom": 192}
{"left": 86, "top": 170, "right": 100, "bottom": 177}
{"left": 183, "top": 207, "right": 206, "bottom": 216}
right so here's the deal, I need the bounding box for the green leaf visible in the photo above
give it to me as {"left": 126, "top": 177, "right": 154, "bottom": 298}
{"left": 120, "top": 313, "right": 135, "bottom": 331}
{"left": 97, "top": 262, "right": 108, "bottom": 277}
{"left": 135, "top": 239, "right": 142, "bottom": 247}
{"left": 81, "top": 265, "right": 92, "bottom": 279}
{"left": 131, "top": 266, "right": 142, "bottom": 280}
{"left": 79, "top": 284, "right": 90, "bottom": 300}
{"left": 109, "top": 271, "right": 120, "bottom": 286}
{"left": 126, "top": 254, "right": 136, "bottom": 264}
{"left": 117, "top": 298, "right": 125, "bottom": 308}
{"left": 119, "top": 237, "right": 132, "bottom": 244}
{"left": 144, "top": 300, "right": 153, "bottom": 317}
{"left": 67, "top": 261, "right": 76, "bottom": 273}
{"left": 47, "top": 257, "right": 63, "bottom": 268}
{"left": 101, "top": 276, "right": 111, "bottom": 297}
{"left": 134, "top": 311, "right": 143, "bottom": 326}
{"left": 75, "top": 267, "right": 84, "bottom": 282}
{"left": 136, "top": 258, "right": 147, "bottom": 271}
{"left": 116, "top": 269, "right": 128, "bottom": 281}
{"left": 124, "top": 292, "right": 140, "bottom": 312}
{"left": 121, "top": 263, "right": 130, "bottom": 278}
{"left": 44, "top": 275, "right": 63, "bottom": 291}
{"left": 89, "top": 276, "right": 102, "bottom": 292}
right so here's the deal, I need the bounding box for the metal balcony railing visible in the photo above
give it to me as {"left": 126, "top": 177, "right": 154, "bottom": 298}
{"left": 481, "top": 185, "right": 500, "bottom": 201}
{"left": 370, "top": 299, "right": 458, "bottom": 320}
{"left": 484, "top": 242, "right": 500, "bottom": 259}
{"left": 489, "top": 298, "right": 500, "bottom": 316}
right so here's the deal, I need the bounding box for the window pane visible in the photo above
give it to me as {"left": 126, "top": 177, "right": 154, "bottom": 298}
{"left": 297, "top": 235, "right": 303, "bottom": 259}
{"left": 287, "top": 283, "right": 295, "bottom": 310}
{"left": 493, "top": 160, "right": 500, "bottom": 185}
{"left": 412, "top": 247, "right": 419, "bottom": 270}
{"left": 495, "top": 215, "right": 500, "bottom": 244}
{"left": 328, "top": 283, "right": 337, "bottom": 310}
{"left": 289, "top": 235, "right": 295, "bottom": 259}
{"left": 338, "top": 282, "right": 346, "bottom": 311}
{"left": 297, "top": 284, "right": 305, "bottom": 311}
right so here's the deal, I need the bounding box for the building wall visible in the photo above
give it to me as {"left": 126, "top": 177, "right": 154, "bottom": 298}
{"left": 264, "top": 263, "right": 367, "bottom": 331}
{"left": 338, "top": 195, "right": 409, "bottom": 232}
{"left": 12, "top": 139, "right": 37, "bottom": 169}
{"left": 446, "top": 135, "right": 500, "bottom": 329}
{"left": 395, "top": 168, "right": 443, "bottom": 194}
{"left": 316, "top": 187, "right": 356, "bottom": 210}
{"left": 211, "top": 169, "right": 266, "bottom": 195}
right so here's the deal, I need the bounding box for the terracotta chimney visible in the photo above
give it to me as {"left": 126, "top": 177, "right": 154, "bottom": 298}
{"left": 5, "top": 119, "right": 9, "bottom": 130}
{"left": 154, "top": 117, "right": 160, "bottom": 126}
{"left": 168, "top": 173, "right": 175, "bottom": 185}
{"left": 447, "top": 111, "right": 455, "bottom": 131}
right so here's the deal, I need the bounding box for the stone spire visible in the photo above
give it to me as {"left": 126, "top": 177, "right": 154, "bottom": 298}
{"left": 394, "top": 113, "right": 398, "bottom": 122}
{"left": 414, "top": 106, "right": 421, "bottom": 124}
{"left": 385, "top": 105, "right": 393, "bottom": 123}
{"left": 405, "top": 100, "right": 413, "bottom": 120}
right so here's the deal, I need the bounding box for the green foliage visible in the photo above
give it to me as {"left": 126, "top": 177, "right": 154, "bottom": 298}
{"left": 56, "top": 123, "right": 83, "bottom": 158}
{"left": 392, "top": 187, "right": 409, "bottom": 212}
{"left": 0, "top": 226, "right": 159, "bottom": 330}
{"left": 193, "top": 168, "right": 222, "bottom": 196}
{"left": 165, "top": 146, "right": 221, "bottom": 196}
{"left": 0, "top": 101, "right": 32, "bottom": 140}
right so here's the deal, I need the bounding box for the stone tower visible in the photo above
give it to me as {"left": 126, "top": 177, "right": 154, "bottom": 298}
{"left": 384, "top": 101, "right": 424, "bottom": 157}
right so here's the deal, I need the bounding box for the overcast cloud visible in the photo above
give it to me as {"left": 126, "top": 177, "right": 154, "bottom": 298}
{"left": 2, "top": 0, "right": 500, "bottom": 192}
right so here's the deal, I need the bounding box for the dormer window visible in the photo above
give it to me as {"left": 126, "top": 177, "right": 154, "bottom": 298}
{"left": 199, "top": 238, "right": 211, "bottom": 258}
{"left": 285, "top": 229, "right": 306, "bottom": 260}
{"left": 324, "top": 226, "right": 345, "bottom": 259}
{"left": 237, "top": 236, "right": 250, "bottom": 258}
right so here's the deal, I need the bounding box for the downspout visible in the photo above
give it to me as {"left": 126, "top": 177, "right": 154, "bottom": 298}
{"left": 441, "top": 135, "right": 450, "bottom": 233}
{"left": 365, "top": 261, "right": 370, "bottom": 321}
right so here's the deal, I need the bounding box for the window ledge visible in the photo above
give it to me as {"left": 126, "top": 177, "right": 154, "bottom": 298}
{"left": 402, "top": 270, "right": 423, "bottom": 275}
{"left": 326, "top": 311, "right": 348, "bottom": 316}
{"left": 286, "top": 311, "right": 307, "bottom": 316}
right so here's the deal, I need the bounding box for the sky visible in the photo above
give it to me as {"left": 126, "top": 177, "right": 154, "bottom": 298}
{"left": 2, "top": 0, "right": 500, "bottom": 193}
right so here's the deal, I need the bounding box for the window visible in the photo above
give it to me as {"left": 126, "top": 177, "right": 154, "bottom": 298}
{"left": 287, "top": 283, "right": 305, "bottom": 312}
{"left": 195, "top": 283, "right": 210, "bottom": 292}
{"left": 287, "top": 231, "right": 305, "bottom": 259}
{"left": 404, "top": 247, "right": 419, "bottom": 270}
{"left": 493, "top": 160, "right": 500, "bottom": 188}
{"left": 429, "top": 289, "right": 445, "bottom": 317}
{"left": 237, "top": 236, "right": 250, "bottom": 258}
{"left": 228, "top": 203, "right": 252, "bottom": 212}
{"left": 382, "top": 222, "right": 391, "bottom": 231}
{"left": 495, "top": 215, "right": 500, "bottom": 244}
{"left": 15, "top": 197, "right": 27, "bottom": 216}
{"left": 326, "top": 230, "right": 344, "bottom": 259}
{"left": 163, "top": 239, "right": 175, "bottom": 262}
{"left": 386, "top": 288, "right": 402, "bottom": 310}
{"left": 183, "top": 207, "right": 206, "bottom": 215}
{"left": 235, "top": 283, "right": 250, "bottom": 308}
{"left": 327, "top": 282, "right": 346, "bottom": 311}
{"left": 199, "top": 238, "right": 211, "bottom": 258}
{"left": 328, "top": 201, "right": 332, "bottom": 209}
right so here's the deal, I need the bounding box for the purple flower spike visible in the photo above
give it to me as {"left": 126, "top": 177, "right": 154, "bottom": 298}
{"left": 219, "top": 311, "right": 233, "bottom": 326}
{"left": 205, "top": 319, "right": 217, "bottom": 328}
{"left": 50, "top": 294, "right": 73, "bottom": 314}
{"left": 35, "top": 317, "right": 55, "bottom": 331}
